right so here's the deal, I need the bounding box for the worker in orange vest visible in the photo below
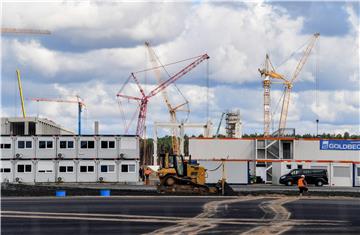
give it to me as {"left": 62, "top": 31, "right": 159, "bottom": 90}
{"left": 144, "top": 168, "right": 152, "bottom": 185}
{"left": 298, "top": 175, "right": 308, "bottom": 196}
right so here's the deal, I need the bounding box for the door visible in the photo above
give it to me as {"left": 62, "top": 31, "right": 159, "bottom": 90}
{"left": 355, "top": 164, "right": 360, "bottom": 187}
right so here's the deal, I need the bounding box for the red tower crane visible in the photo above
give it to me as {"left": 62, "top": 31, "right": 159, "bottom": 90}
{"left": 117, "top": 53, "right": 210, "bottom": 137}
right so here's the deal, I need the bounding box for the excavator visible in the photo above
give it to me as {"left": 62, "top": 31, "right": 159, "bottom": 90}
{"left": 156, "top": 153, "right": 236, "bottom": 195}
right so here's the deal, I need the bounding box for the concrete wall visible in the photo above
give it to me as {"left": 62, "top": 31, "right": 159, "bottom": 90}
{"left": 189, "top": 138, "right": 254, "bottom": 159}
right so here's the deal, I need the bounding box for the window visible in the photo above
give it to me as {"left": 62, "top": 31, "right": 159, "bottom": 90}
{"left": 17, "top": 165, "right": 24, "bottom": 172}
{"left": 59, "top": 166, "right": 66, "bottom": 172}
{"left": 88, "top": 166, "right": 94, "bottom": 172}
{"left": 291, "top": 170, "right": 299, "bottom": 175}
{"left": 297, "top": 165, "right": 303, "bottom": 169}
{"left": 18, "top": 141, "right": 32, "bottom": 149}
{"left": 60, "top": 141, "right": 67, "bottom": 149}
{"left": 39, "top": 141, "right": 53, "bottom": 149}
{"left": 39, "top": 141, "right": 46, "bottom": 149}
{"left": 80, "top": 166, "right": 87, "bottom": 172}
{"left": 109, "top": 165, "right": 115, "bottom": 172}
{"left": 25, "top": 165, "right": 31, "bottom": 172}
{"left": 46, "top": 141, "right": 53, "bottom": 148}
{"left": 26, "top": 141, "right": 32, "bottom": 148}
{"left": 128, "top": 164, "right": 135, "bottom": 173}
{"left": 101, "top": 141, "right": 115, "bottom": 149}
{"left": 109, "top": 141, "right": 115, "bottom": 148}
{"left": 17, "top": 164, "right": 31, "bottom": 173}
{"left": 121, "top": 164, "right": 135, "bottom": 173}
{"left": 80, "top": 165, "right": 94, "bottom": 172}
{"left": 101, "top": 165, "right": 115, "bottom": 173}
{"left": 18, "top": 141, "right": 24, "bottom": 149}
{"left": 68, "top": 141, "right": 74, "bottom": 148}
{"left": 81, "top": 141, "right": 95, "bottom": 149}
{"left": 101, "top": 141, "right": 108, "bottom": 149}
{"left": 286, "top": 164, "right": 291, "bottom": 169}
{"left": 121, "top": 164, "right": 128, "bottom": 172}
{"left": 88, "top": 141, "right": 94, "bottom": 149}
{"left": 59, "top": 166, "right": 73, "bottom": 173}
{"left": 0, "top": 168, "right": 11, "bottom": 173}
{"left": 0, "top": 144, "right": 11, "bottom": 149}
{"left": 38, "top": 169, "right": 52, "bottom": 173}
{"left": 101, "top": 165, "right": 107, "bottom": 172}
{"left": 60, "top": 141, "right": 74, "bottom": 149}
{"left": 357, "top": 167, "right": 360, "bottom": 177}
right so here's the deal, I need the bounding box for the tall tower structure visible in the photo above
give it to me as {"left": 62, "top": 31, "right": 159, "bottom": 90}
{"left": 225, "top": 110, "right": 242, "bottom": 138}
{"left": 263, "top": 76, "right": 271, "bottom": 137}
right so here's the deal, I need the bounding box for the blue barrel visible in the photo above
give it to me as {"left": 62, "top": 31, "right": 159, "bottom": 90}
{"left": 100, "top": 189, "right": 111, "bottom": 197}
{"left": 56, "top": 190, "right": 66, "bottom": 197}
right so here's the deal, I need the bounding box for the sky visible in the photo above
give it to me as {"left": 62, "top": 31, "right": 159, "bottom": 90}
{"left": 1, "top": 1, "right": 359, "bottom": 137}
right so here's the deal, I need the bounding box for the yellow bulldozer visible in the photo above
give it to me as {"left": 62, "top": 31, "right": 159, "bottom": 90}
{"left": 156, "top": 153, "right": 235, "bottom": 195}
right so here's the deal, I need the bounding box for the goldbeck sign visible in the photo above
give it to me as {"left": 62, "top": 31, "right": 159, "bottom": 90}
{"left": 320, "top": 140, "right": 360, "bottom": 151}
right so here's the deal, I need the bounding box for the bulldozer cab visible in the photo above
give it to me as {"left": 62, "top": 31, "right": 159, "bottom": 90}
{"left": 159, "top": 153, "right": 186, "bottom": 177}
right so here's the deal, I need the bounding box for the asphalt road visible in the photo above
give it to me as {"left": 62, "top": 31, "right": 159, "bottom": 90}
{"left": 2, "top": 196, "right": 360, "bottom": 234}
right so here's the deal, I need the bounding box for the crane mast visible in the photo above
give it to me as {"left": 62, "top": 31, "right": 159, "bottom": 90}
{"left": 259, "top": 54, "right": 285, "bottom": 137}
{"left": 145, "top": 42, "right": 188, "bottom": 155}
{"left": 278, "top": 33, "right": 320, "bottom": 134}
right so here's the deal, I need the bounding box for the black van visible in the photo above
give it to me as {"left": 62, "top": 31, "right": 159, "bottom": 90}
{"left": 279, "top": 169, "right": 328, "bottom": 186}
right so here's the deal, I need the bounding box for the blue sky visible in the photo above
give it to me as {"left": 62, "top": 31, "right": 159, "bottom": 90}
{"left": 1, "top": 1, "right": 359, "bottom": 136}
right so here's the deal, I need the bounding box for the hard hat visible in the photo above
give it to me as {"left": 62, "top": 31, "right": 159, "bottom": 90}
{"left": 301, "top": 175, "right": 305, "bottom": 178}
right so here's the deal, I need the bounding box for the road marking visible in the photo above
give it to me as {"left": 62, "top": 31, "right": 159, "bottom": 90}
{"left": 241, "top": 197, "right": 298, "bottom": 235}
{"left": 145, "top": 196, "right": 266, "bottom": 235}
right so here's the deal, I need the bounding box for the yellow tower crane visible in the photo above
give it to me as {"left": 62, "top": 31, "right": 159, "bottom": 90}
{"left": 258, "top": 54, "right": 285, "bottom": 137}
{"left": 278, "top": 33, "right": 320, "bottom": 135}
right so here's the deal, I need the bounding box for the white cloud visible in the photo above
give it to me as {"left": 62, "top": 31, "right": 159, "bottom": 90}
{"left": 2, "top": 2, "right": 359, "bottom": 136}
{"left": 3, "top": 2, "right": 189, "bottom": 47}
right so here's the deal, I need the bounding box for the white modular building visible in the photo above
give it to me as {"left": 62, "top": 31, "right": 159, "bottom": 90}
{"left": 0, "top": 135, "right": 140, "bottom": 184}
{"left": 189, "top": 137, "right": 360, "bottom": 187}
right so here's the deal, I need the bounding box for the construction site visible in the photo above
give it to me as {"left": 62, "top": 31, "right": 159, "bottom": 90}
{"left": 1, "top": 2, "right": 360, "bottom": 234}
{"left": 1, "top": 30, "right": 359, "bottom": 188}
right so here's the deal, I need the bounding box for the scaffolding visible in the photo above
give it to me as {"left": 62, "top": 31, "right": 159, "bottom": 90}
{"left": 225, "top": 110, "right": 242, "bottom": 138}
